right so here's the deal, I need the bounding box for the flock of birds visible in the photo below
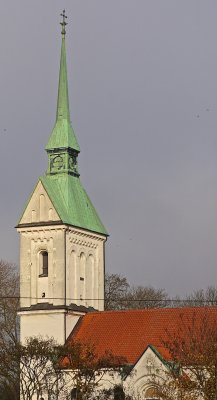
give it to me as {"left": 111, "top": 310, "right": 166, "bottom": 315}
{"left": 196, "top": 108, "right": 210, "bottom": 118}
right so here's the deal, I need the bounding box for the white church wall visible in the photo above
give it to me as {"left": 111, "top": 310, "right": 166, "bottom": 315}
{"left": 66, "top": 227, "right": 106, "bottom": 310}
{"left": 60, "top": 369, "right": 123, "bottom": 400}
{"left": 124, "top": 346, "right": 168, "bottom": 399}
{"left": 19, "top": 310, "right": 66, "bottom": 344}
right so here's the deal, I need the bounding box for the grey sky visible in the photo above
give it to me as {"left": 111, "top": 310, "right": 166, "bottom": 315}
{"left": 1, "top": 0, "right": 217, "bottom": 296}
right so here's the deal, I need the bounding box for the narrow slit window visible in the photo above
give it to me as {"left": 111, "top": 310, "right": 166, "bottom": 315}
{"left": 71, "top": 388, "right": 79, "bottom": 400}
{"left": 39, "top": 251, "right": 48, "bottom": 277}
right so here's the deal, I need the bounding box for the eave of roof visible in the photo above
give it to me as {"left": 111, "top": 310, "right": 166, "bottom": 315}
{"left": 19, "top": 302, "right": 97, "bottom": 313}
{"left": 17, "top": 177, "right": 108, "bottom": 236}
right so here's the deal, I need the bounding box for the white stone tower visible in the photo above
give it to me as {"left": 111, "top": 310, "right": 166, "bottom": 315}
{"left": 17, "top": 12, "right": 107, "bottom": 344}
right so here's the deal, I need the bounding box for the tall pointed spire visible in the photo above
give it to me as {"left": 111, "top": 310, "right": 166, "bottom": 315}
{"left": 56, "top": 10, "right": 70, "bottom": 122}
{"left": 17, "top": 10, "right": 108, "bottom": 239}
{"left": 46, "top": 10, "right": 80, "bottom": 157}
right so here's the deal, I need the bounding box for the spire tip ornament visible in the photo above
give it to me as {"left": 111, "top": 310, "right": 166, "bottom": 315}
{"left": 60, "top": 9, "right": 67, "bottom": 37}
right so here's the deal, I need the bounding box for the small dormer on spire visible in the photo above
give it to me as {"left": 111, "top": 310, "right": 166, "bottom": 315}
{"left": 46, "top": 10, "right": 80, "bottom": 176}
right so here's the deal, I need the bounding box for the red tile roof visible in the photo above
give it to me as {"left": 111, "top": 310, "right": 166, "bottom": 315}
{"left": 67, "top": 306, "right": 217, "bottom": 365}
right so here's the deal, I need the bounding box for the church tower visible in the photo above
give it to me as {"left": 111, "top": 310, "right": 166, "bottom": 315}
{"left": 17, "top": 12, "right": 107, "bottom": 344}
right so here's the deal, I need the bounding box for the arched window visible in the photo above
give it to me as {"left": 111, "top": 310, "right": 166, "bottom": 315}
{"left": 144, "top": 387, "right": 159, "bottom": 399}
{"left": 79, "top": 252, "right": 85, "bottom": 303}
{"left": 39, "top": 251, "right": 48, "bottom": 277}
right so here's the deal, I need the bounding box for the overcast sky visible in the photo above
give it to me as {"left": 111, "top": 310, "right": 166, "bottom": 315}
{"left": 1, "top": 1, "right": 217, "bottom": 297}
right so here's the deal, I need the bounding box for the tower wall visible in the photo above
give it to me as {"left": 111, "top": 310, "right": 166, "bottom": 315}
{"left": 18, "top": 225, "right": 106, "bottom": 311}
{"left": 18, "top": 224, "right": 106, "bottom": 344}
{"left": 66, "top": 227, "right": 105, "bottom": 311}
{"left": 18, "top": 225, "right": 66, "bottom": 308}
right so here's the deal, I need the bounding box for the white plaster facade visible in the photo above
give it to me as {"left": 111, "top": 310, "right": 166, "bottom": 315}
{"left": 124, "top": 346, "right": 168, "bottom": 399}
{"left": 61, "top": 346, "right": 168, "bottom": 400}
{"left": 19, "top": 309, "right": 81, "bottom": 345}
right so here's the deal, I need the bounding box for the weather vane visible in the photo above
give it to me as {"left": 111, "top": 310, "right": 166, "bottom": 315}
{"left": 60, "top": 9, "right": 67, "bottom": 37}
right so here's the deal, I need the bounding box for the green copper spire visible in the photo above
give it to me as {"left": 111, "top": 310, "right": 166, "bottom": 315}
{"left": 46, "top": 10, "right": 80, "bottom": 155}
{"left": 18, "top": 12, "right": 108, "bottom": 236}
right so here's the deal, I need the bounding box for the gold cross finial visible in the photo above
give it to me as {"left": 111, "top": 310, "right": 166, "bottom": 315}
{"left": 60, "top": 9, "right": 67, "bottom": 37}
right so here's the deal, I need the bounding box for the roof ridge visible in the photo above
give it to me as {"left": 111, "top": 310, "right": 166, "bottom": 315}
{"left": 84, "top": 305, "right": 217, "bottom": 316}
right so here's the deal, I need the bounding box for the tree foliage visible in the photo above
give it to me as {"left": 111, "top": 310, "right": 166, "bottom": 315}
{"left": 0, "top": 260, "right": 19, "bottom": 343}
{"left": 62, "top": 340, "right": 126, "bottom": 400}
{"left": 1, "top": 334, "right": 126, "bottom": 400}
{"left": 0, "top": 260, "right": 19, "bottom": 400}
{"left": 184, "top": 286, "right": 217, "bottom": 307}
{"left": 154, "top": 309, "right": 217, "bottom": 400}
{"left": 105, "top": 272, "right": 168, "bottom": 310}
{"left": 105, "top": 273, "right": 130, "bottom": 310}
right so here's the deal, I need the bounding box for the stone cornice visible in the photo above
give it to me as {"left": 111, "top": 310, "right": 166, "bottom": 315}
{"left": 68, "top": 228, "right": 105, "bottom": 243}
{"left": 17, "top": 223, "right": 107, "bottom": 241}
